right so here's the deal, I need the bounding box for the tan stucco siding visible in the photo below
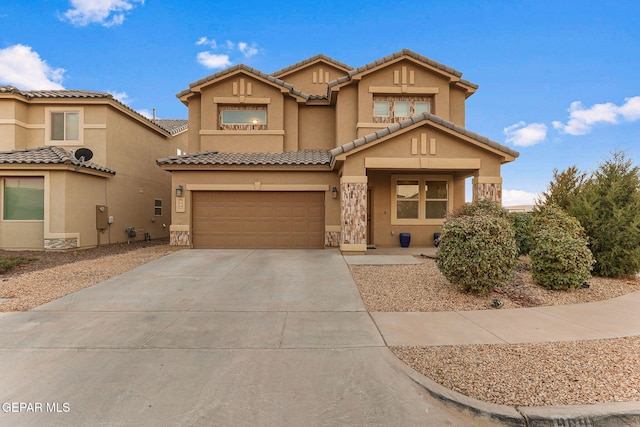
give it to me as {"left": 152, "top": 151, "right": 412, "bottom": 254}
{"left": 276, "top": 62, "right": 349, "bottom": 96}
{"left": 104, "top": 108, "right": 173, "bottom": 243}
{"left": 449, "top": 87, "right": 467, "bottom": 127}
{"left": 283, "top": 97, "right": 299, "bottom": 151}
{"left": 335, "top": 85, "right": 358, "bottom": 146}
{"left": 298, "top": 105, "right": 335, "bottom": 151}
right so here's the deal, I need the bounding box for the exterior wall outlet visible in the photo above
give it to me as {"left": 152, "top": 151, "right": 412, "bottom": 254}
{"left": 391, "top": 230, "right": 395, "bottom": 236}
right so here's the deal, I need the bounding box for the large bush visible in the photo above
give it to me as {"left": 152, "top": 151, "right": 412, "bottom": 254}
{"left": 437, "top": 200, "right": 518, "bottom": 294}
{"left": 530, "top": 206, "right": 594, "bottom": 290}
{"left": 511, "top": 212, "right": 533, "bottom": 256}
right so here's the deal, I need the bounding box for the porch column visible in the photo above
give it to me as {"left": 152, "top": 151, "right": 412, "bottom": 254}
{"left": 472, "top": 176, "right": 503, "bottom": 204}
{"left": 340, "top": 176, "right": 368, "bottom": 254}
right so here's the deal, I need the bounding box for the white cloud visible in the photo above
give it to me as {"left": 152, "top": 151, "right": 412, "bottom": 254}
{"left": 195, "top": 38, "right": 260, "bottom": 69}
{"left": 107, "top": 90, "right": 130, "bottom": 104}
{"left": 61, "top": 0, "right": 144, "bottom": 27}
{"left": 196, "top": 36, "right": 216, "bottom": 49}
{"left": 0, "top": 44, "right": 65, "bottom": 90}
{"left": 502, "top": 189, "right": 538, "bottom": 207}
{"left": 552, "top": 96, "right": 640, "bottom": 135}
{"left": 238, "top": 42, "right": 258, "bottom": 58}
{"left": 136, "top": 108, "right": 154, "bottom": 119}
{"left": 196, "top": 52, "right": 231, "bottom": 69}
{"left": 504, "top": 121, "right": 547, "bottom": 147}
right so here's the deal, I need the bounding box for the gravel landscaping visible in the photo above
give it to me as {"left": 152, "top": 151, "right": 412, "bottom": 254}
{"left": 351, "top": 256, "right": 640, "bottom": 407}
{"left": 0, "top": 240, "right": 170, "bottom": 311}
{"left": 2, "top": 245, "right": 639, "bottom": 407}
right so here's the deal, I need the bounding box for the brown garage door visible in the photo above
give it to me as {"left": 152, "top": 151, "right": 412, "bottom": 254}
{"left": 192, "top": 191, "right": 325, "bottom": 249}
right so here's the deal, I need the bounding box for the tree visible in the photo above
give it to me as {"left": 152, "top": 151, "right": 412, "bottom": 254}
{"left": 537, "top": 165, "right": 589, "bottom": 211}
{"left": 570, "top": 151, "right": 640, "bottom": 277}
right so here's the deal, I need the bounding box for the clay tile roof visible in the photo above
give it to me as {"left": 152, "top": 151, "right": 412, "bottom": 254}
{"left": 157, "top": 150, "right": 331, "bottom": 167}
{"left": 270, "top": 54, "right": 354, "bottom": 77}
{"left": 327, "top": 48, "right": 479, "bottom": 90}
{"left": 0, "top": 146, "right": 116, "bottom": 175}
{"left": 177, "top": 65, "right": 312, "bottom": 100}
{"left": 0, "top": 85, "right": 112, "bottom": 99}
{"left": 152, "top": 119, "right": 188, "bottom": 135}
{"left": 330, "top": 112, "right": 519, "bottom": 159}
{"left": 0, "top": 86, "right": 176, "bottom": 135}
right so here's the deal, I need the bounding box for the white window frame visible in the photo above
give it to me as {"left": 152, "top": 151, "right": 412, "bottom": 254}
{"left": 219, "top": 106, "right": 267, "bottom": 130}
{"left": 391, "top": 175, "right": 452, "bottom": 225}
{"left": 45, "top": 107, "right": 84, "bottom": 146}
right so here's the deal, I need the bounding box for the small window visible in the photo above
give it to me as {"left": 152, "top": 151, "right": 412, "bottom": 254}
{"left": 51, "top": 112, "right": 79, "bottom": 141}
{"left": 154, "top": 199, "right": 162, "bottom": 216}
{"left": 3, "top": 177, "right": 44, "bottom": 220}
{"left": 394, "top": 101, "right": 410, "bottom": 117}
{"left": 415, "top": 101, "right": 431, "bottom": 115}
{"left": 396, "top": 180, "right": 420, "bottom": 219}
{"left": 374, "top": 101, "right": 390, "bottom": 117}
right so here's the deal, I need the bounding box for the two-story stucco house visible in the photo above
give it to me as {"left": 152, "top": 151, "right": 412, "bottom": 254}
{"left": 158, "top": 49, "right": 519, "bottom": 254}
{"left": 0, "top": 86, "right": 187, "bottom": 250}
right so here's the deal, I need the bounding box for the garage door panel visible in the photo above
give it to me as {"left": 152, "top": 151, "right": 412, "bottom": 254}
{"left": 193, "top": 191, "right": 324, "bottom": 249}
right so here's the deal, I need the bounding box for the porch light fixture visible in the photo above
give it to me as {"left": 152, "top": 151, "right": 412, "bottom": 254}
{"left": 176, "top": 185, "right": 183, "bottom": 197}
{"left": 332, "top": 187, "right": 338, "bottom": 199}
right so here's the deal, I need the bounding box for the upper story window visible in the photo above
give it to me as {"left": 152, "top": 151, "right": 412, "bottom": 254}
{"left": 373, "top": 96, "right": 433, "bottom": 123}
{"left": 3, "top": 177, "right": 44, "bottom": 221}
{"left": 46, "top": 108, "right": 84, "bottom": 146}
{"left": 219, "top": 105, "right": 267, "bottom": 130}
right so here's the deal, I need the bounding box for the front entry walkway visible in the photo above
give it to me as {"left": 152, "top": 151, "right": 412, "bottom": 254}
{"left": 0, "top": 249, "right": 498, "bottom": 426}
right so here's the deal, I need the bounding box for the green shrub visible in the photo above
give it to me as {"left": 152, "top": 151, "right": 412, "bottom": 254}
{"left": 448, "top": 198, "right": 510, "bottom": 220}
{"left": 511, "top": 212, "right": 533, "bottom": 256}
{"left": 437, "top": 200, "right": 518, "bottom": 294}
{"left": 0, "top": 256, "right": 31, "bottom": 274}
{"left": 530, "top": 206, "right": 594, "bottom": 290}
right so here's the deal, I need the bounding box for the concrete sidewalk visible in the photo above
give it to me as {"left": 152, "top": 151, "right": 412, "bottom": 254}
{"left": 345, "top": 251, "right": 640, "bottom": 346}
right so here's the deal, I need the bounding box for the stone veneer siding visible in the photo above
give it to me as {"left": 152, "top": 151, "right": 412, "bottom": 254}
{"left": 474, "top": 182, "right": 502, "bottom": 203}
{"left": 44, "top": 238, "right": 78, "bottom": 250}
{"left": 340, "top": 181, "right": 367, "bottom": 245}
{"left": 170, "top": 230, "right": 190, "bottom": 246}
{"left": 324, "top": 231, "right": 341, "bottom": 247}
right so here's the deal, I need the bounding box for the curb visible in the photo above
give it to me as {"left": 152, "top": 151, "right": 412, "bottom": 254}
{"left": 384, "top": 349, "right": 640, "bottom": 426}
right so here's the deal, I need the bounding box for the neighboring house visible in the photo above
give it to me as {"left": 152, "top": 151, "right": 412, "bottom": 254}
{"left": 0, "top": 86, "right": 187, "bottom": 250}
{"left": 158, "top": 48, "right": 519, "bottom": 254}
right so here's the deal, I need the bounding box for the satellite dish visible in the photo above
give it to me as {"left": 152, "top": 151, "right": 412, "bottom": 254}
{"left": 74, "top": 148, "right": 93, "bottom": 162}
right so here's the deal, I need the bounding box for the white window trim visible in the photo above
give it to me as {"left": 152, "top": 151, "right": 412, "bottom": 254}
{"left": 154, "top": 198, "right": 163, "bottom": 216}
{"left": 391, "top": 174, "right": 452, "bottom": 225}
{"left": 45, "top": 107, "right": 84, "bottom": 146}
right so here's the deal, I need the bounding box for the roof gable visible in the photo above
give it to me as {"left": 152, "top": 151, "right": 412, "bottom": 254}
{"left": 271, "top": 54, "right": 353, "bottom": 78}
{"left": 327, "top": 49, "right": 478, "bottom": 95}
{"left": 330, "top": 113, "right": 518, "bottom": 162}
{"left": 177, "top": 65, "right": 311, "bottom": 103}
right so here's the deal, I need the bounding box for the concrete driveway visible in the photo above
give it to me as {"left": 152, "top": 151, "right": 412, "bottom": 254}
{"left": 0, "top": 249, "right": 498, "bottom": 426}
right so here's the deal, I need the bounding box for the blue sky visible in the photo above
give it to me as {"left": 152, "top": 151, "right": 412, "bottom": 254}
{"left": 1, "top": 0, "right": 639, "bottom": 206}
